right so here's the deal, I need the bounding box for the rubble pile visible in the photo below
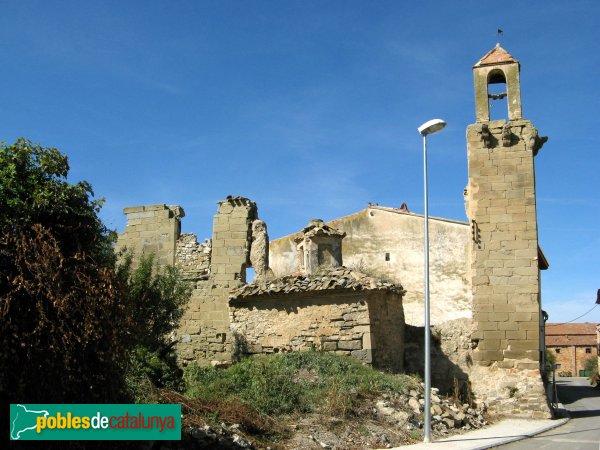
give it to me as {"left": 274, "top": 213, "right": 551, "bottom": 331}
{"left": 380, "top": 383, "right": 488, "bottom": 436}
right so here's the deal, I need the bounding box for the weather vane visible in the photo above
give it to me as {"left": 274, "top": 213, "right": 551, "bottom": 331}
{"left": 497, "top": 28, "right": 503, "bottom": 45}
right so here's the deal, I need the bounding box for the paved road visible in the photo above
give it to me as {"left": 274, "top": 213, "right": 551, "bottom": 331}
{"left": 497, "top": 377, "right": 600, "bottom": 450}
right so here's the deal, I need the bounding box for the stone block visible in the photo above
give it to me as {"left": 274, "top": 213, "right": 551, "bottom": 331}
{"left": 505, "top": 330, "right": 526, "bottom": 340}
{"left": 515, "top": 361, "right": 540, "bottom": 370}
{"left": 509, "top": 312, "right": 532, "bottom": 322}
{"left": 496, "top": 360, "right": 515, "bottom": 369}
{"left": 526, "top": 330, "right": 540, "bottom": 341}
{"left": 472, "top": 350, "right": 503, "bottom": 361}
{"left": 223, "top": 238, "right": 247, "bottom": 247}
{"left": 322, "top": 341, "right": 337, "bottom": 351}
{"left": 474, "top": 303, "right": 494, "bottom": 313}
{"left": 217, "top": 204, "right": 233, "bottom": 214}
{"left": 229, "top": 223, "right": 250, "bottom": 232}
{"left": 508, "top": 340, "right": 537, "bottom": 351}
{"left": 351, "top": 349, "right": 373, "bottom": 363}
{"left": 479, "top": 339, "right": 500, "bottom": 350}
{"left": 504, "top": 349, "right": 538, "bottom": 361}
{"left": 497, "top": 321, "right": 519, "bottom": 331}
{"left": 483, "top": 330, "right": 505, "bottom": 340}
{"left": 518, "top": 321, "right": 540, "bottom": 331}
{"left": 214, "top": 231, "right": 233, "bottom": 240}
{"left": 476, "top": 321, "right": 498, "bottom": 331}
{"left": 493, "top": 304, "right": 516, "bottom": 313}
{"left": 338, "top": 340, "right": 362, "bottom": 350}
{"left": 492, "top": 312, "right": 509, "bottom": 322}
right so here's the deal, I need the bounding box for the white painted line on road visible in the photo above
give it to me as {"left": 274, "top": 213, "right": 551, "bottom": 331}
{"left": 532, "top": 437, "right": 600, "bottom": 444}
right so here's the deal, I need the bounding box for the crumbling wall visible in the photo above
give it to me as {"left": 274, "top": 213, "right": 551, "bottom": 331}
{"left": 229, "top": 291, "right": 404, "bottom": 371}
{"left": 404, "top": 319, "right": 472, "bottom": 395}
{"left": 176, "top": 234, "right": 211, "bottom": 281}
{"left": 406, "top": 318, "right": 549, "bottom": 418}
{"left": 116, "top": 204, "right": 184, "bottom": 267}
{"left": 175, "top": 196, "right": 257, "bottom": 366}
{"left": 368, "top": 291, "right": 405, "bottom": 371}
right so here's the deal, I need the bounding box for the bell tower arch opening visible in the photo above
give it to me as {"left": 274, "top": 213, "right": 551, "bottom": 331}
{"left": 487, "top": 68, "right": 508, "bottom": 120}
{"left": 473, "top": 43, "right": 522, "bottom": 122}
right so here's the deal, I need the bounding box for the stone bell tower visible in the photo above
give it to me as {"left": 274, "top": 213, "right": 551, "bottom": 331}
{"left": 465, "top": 45, "right": 551, "bottom": 417}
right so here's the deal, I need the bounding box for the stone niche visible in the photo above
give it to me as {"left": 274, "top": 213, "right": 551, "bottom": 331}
{"left": 295, "top": 219, "right": 346, "bottom": 275}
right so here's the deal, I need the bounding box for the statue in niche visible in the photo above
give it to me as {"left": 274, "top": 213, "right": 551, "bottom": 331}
{"left": 250, "top": 219, "right": 273, "bottom": 280}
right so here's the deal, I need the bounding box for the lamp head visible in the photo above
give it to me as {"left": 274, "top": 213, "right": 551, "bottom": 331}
{"left": 418, "top": 119, "right": 447, "bottom": 136}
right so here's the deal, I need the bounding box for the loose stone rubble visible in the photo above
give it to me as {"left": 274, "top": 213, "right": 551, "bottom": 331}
{"left": 402, "top": 384, "right": 489, "bottom": 435}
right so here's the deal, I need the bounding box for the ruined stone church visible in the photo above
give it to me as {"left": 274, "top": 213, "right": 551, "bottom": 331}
{"left": 117, "top": 45, "right": 551, "bottom": 418}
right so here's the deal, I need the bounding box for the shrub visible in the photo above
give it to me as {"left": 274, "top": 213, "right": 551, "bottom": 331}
{"left": 184, "top": 352, "right": 417, "bottom": 417}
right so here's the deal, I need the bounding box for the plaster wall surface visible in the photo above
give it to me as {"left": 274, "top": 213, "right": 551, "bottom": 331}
{"left": 270, "top": 207, "right": 471, "bottom": 326}
{"left": 174, "top": 197, "right": 256, "bottom": 365}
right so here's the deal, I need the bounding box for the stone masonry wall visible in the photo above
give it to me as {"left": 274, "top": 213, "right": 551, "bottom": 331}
{"left": 229, "top": 291, "right": 405, "bottom": 371}
{"left": 405, "top": 318, "right": 550, "bottom": 418}
{"left": 466, "top": 119, "right": 542, "bottom": 369}
{"left": 116, "top": 204, "right": 183, "bottom": 267}
{"left": 175, "top": 197, "right": 257, "bottom": 365}
{"left": 368, "top": 291, "right": 405, "bottom": 371}
{"left": 176, "top": 234, "right": 211, "bottom": 281}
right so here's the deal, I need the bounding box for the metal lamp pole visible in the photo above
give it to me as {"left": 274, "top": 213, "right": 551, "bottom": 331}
{"left": 417, "top": 118, "right": 446, "bottom": 443}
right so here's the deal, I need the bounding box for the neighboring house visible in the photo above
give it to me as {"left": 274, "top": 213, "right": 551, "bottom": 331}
{"left": 546, "top": 323, "right": 599, "bottom": 376}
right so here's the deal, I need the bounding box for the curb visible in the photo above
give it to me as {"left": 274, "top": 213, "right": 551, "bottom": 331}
{"left": 472, "top": 417, "right": 569, "bottom": 449}
{"left": 392, "top": 415, "right": 570, "bottom": 450}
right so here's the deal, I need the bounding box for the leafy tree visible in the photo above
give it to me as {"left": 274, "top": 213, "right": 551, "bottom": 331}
{"left": 583, "top": 356, "right": 598, "bottom": 378}
{"left": 0, "top": 138, "right": 113, "bottom": 263}
{"left": 0, "top": 139, "right": 191, "bottom": 407}
{"left": 0, "top": 139, "right": 127, "bottom": 404}
{"left": 116, "top": 253, "right": 191, "bottom": 400}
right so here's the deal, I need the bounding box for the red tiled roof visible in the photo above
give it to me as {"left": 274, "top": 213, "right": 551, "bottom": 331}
{"left": 474, "top": 44, "right": 518, "bottom": 68}
{"left": 545, "top": 322, "right": 599, "bottom": 347}
{"left": 546, "top": 335, "right": 596, "bottom": 346}
{"left": 546, "top": 323, "right": 598, "bottom": 336}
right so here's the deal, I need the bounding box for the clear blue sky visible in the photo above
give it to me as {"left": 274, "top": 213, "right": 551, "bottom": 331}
{"left": 1, "top": 1, "right": 598, "bottom": 324}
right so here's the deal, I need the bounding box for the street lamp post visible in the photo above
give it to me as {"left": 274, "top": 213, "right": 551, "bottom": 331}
{"left": 417, "top": 118, "right": 446, "bottom": 443}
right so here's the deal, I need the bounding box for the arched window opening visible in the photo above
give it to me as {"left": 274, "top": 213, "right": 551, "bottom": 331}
{"left": 487, "top": 69, "right": 508, "bottom": 120}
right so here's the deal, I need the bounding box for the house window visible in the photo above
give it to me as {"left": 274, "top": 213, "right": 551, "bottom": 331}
{"left": 555, "top": 348, "right": 560, "bottom": 354}
{"left": 385, "top": 253, "right": 390, "bottom": 262}
{"left": 555, "top": 364, "right": 561, "bottom": 369}
{"left": 585, "top": 347, "right": 591, "bottom": 354}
